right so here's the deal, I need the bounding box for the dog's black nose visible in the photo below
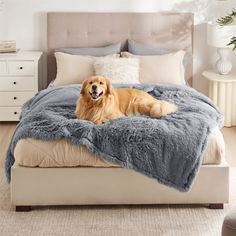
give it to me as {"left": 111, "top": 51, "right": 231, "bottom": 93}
{"left": 92, "top": 85, "right": 97, "bottom": 91}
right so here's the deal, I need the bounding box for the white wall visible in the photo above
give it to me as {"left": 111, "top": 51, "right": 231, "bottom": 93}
{"left": 1, "top": 0, "right": 236, "bottom": 93}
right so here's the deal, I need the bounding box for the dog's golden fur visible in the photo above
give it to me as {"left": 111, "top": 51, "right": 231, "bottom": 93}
{"left": 75, "top": 76, "right": 177, "bottom": 124}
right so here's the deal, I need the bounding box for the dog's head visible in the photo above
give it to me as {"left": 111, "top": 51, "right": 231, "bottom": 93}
{"left": 80, "top": 76, "right": 113, "bottom": 101}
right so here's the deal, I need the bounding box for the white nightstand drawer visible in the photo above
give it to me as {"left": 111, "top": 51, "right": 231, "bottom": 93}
{"left": 0, "top": 51, "right": 42, "bottom": 121}
{"left": 0, "top": 106, "right": 21, "bottom": 121}
{"left": 0, "top": 61, "right": 7, "bottom": 75}
{"left": 8, "top": 61, "right": 34, "bottom": 76}
{"left": 0, "top": 92, "right": 35, "bottom": 106}
{"left": 0, "top": 77, "right": 35, "bottom": 91}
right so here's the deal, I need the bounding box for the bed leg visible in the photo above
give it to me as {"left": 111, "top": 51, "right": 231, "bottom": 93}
{"left": 15, "top": 206, "right": 32, "bottom": 212}
{"left": 209, "top": 204, "right": 224, "bottom": 209}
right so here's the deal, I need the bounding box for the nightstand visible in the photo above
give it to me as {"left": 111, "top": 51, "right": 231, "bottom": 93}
{"left": 0, "top": 51, "right": 42, "bottom": 121}
{"left": 202, "top": 69, "right": 236, "bottom": 127}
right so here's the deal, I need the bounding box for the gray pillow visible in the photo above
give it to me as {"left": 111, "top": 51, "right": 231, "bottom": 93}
{"left": 55, "top": 42, "right": 121, "bottom": 56}
{"left": 128, "top": 39, "right": 172, "bottom": 55}
{"left": 128, "top": 39, "right": 191, "bottom": 69}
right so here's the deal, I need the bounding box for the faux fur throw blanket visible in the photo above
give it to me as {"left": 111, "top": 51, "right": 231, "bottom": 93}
{"left": 5, "top": 84, "right": 223, "bottom": 191}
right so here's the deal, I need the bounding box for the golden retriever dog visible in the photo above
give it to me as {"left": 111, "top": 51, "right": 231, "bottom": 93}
{"left": 75, "top": 76, "right": 177, "bottom": 124}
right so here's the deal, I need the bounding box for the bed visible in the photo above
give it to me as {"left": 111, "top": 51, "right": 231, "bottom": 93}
{"left": 9, "top": 12, "right": 229, "bottom": 211}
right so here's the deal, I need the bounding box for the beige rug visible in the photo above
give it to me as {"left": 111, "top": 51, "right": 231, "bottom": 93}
{"left": 0, "top": 168, "right": 235, "bottom": 236}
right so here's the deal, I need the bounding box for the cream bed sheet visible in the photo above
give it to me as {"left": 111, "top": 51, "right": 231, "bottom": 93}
{"left": 14, "top": 127, "right": 225, "bottom": 167}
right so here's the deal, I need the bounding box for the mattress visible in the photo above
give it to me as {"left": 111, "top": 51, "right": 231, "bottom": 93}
{"left": 14, "top": 127, "right": 225, "bottom": 168}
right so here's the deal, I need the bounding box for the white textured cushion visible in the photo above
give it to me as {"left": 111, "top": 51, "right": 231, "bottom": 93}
{"left": 53, "top": 52, "right": 119, "bottom": 86}
{"left": 121, "top": 51, "right": 186, "bottom": 85}
{"left": 94, "top": 57, "right": 140, "bottom": 84}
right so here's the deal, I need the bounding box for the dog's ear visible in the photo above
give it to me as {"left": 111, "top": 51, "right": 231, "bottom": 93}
{"left": 80, "top": 79, "right": 88, "bottom": 95}
{"left": 105, "top": 79, "right": 113, "bottom": 95}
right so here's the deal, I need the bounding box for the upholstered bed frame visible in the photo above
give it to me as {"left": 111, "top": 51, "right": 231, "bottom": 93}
{"left": 11, "top": 12, "right": 229, "bottom": 211}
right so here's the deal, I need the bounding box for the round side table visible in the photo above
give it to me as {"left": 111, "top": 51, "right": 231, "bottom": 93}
{"left": 202, "top": 70, "right": 236, "bottom": 127}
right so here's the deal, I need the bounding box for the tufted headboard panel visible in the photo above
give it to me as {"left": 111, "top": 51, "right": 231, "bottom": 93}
{"left": 47, "top": 12, "right": 193, "bottom": 85}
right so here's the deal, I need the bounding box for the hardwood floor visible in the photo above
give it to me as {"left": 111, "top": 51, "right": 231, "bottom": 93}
{"left": 0, "top": 122, "right": 235, "bottom": 167}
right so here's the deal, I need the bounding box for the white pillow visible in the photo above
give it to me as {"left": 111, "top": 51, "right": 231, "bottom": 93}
{"left": 53, "top": 52, "right": 119, "bottom": 86}
{"left": 93, "top": 57, "right": 140, "bottom": 84}
{"left": 121, "top": 51, "right": 186, "bottom": 85}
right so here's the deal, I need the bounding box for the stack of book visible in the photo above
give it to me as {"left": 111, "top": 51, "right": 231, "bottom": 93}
{"left": 0, "top": 40, "right": 17, "bottom": 53}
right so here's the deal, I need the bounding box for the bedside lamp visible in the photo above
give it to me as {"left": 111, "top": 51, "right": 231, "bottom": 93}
{"left": 207, "top": 22, "right": 236, "bottom": 75}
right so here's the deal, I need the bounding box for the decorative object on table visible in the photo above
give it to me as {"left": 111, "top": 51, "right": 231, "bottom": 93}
{"left": 202, "top": 69, "right": 236, "bottom": 127}
{"left": 0, "top": 40, "right": 17, "bottom": 53}
{"left": 207, "top": 22, "right": 236, "bottom": 75}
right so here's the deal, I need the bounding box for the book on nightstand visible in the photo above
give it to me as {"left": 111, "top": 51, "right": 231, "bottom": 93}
{"left": 0, "top": 40, "right": 18, "bottom": 53}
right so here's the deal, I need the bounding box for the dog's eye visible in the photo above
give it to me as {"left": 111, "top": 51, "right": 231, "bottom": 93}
{"left": 100, "top": 82, "right": 104, "bottom": 85}
{"left": 89, "top": 82, "right": 92, "bottom": 85}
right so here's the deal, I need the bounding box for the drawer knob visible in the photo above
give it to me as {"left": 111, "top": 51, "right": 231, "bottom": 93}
{"left": 14, "top": 112, "right": 18, "bottom": 115}
{"left": 19, "top": 66, "right": 23, "bottom": 70}
{"left": 13, "top": 97, "right": 17, "bottom": 100}
{"left": 13, "top": 81, "right": 16, "bottom": 85}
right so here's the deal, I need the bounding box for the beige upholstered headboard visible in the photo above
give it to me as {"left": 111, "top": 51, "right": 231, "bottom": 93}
{"left": 47, "top": 12, "right": 193, "bottom": 85}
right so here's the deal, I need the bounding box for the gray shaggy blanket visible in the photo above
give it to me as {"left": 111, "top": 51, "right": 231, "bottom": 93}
{"left": 5, "top": 84, "right": 223, "bottom": 192}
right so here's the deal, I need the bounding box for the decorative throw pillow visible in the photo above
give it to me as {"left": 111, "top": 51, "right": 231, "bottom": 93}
{"left": 128, "top": 39, "right": 191, "bottom": 80}
{"left": 121, "top": 51, "right": 186, "bottom": 85}
{"left": 55, "top": 42, "right": 121, "bottom": 56}
{"left": 93, "top": 57, "right": 140, "bottom": 84}
{"left": 53, "top": 52, "right": 119, "bottom": 86}
{"left": 128, "top": 39, "right": 172, "bottom": 55}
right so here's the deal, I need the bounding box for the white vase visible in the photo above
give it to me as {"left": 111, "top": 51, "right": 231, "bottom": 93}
{"left": 216, "top": 48, "right": 232, "bottom": 75}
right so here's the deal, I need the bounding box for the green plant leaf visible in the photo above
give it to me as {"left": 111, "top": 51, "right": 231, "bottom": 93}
{"left": 217, "top": 9, "right": 236, "bottom": 51}
{"left": 227, "top": 37, "right": 236, "bottom": 50}
{"left": 216, "top": 9, "right": 236, "bottom": 26}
